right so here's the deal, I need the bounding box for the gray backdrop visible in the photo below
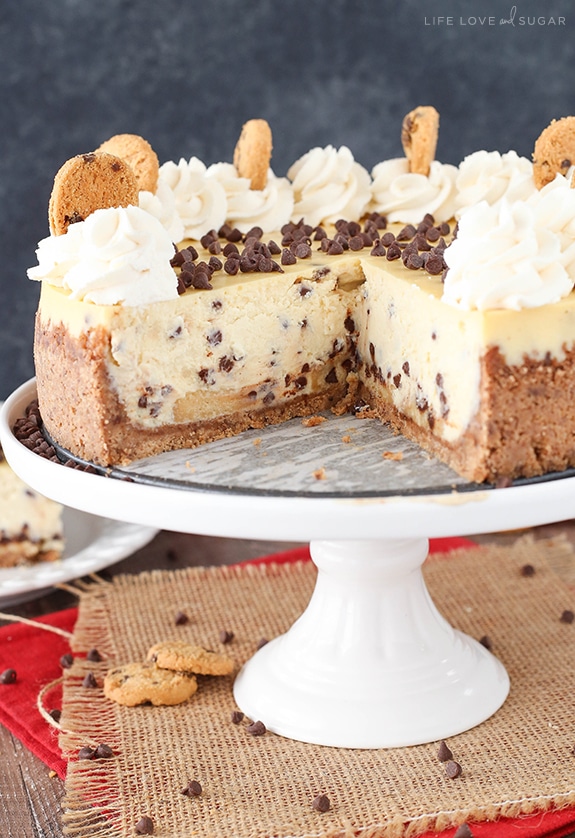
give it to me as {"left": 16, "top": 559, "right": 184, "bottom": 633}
{"left": 1, "top": 0, "right": 573, "bottom": 399}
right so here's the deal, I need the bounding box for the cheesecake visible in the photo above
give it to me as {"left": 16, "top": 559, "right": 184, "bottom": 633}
{"left": 27, "top": 115, "right": 575, "bottom": 484}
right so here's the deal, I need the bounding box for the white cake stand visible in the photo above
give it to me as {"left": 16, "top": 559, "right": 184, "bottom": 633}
{"left": 3, "top": 379, "right": 575, "bottom": 748}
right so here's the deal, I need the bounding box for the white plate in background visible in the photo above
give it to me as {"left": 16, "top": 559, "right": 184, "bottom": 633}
{"left": 0, "top": 507, "right": 157, "bottom": 607}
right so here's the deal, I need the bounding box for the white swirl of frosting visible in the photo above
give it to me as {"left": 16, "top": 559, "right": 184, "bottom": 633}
{"left": 369, "top": 158, "right": 458, "bottom": 223}
{"left": 442, "top": 174, "right": 575, "bottom": 311}
{"left": 158, "top": 157, "right": 227, "bottom": 240}
{"left": 287, "top": 145, "right": 371, "bottom": 228}
{"left": 454, "top": 150, "right": 536, "bottom": 218}
{"left": 206, "top": 162, "right": 294, "bottom": 233}
{"left": 139, "top": 179, "right": 185, "bottom": 244}
{"left": 27, "top": 205, "right": 179, "bottom": 306}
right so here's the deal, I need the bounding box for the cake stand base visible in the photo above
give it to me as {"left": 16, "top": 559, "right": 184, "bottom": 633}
{"left": 233, "top": 538, "right": 509, "bottom": 748}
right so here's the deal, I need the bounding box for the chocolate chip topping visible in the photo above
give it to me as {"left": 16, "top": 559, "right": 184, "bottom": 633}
{"left": 231, "top": 710, "right": 244, "bottom": 724}
{"left": 454, "top": 825, "right": 473, "bottom": 838}
{"left": 0, "top": 668, "right": 17, "bottom": 684}
{"left": 219, "top": 629, "right": 234, "bottom": 644}
{"left": 560, "top": 609, "right": 574, "bottom": 624}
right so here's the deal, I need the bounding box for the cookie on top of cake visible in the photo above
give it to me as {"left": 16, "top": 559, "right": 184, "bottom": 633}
{"left": 25, "top": 109, "right": 575, "bottom": 484}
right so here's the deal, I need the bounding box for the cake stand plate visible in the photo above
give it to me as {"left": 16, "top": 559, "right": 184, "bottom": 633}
{"left": 2, "top": 379, "right": 574, "bottom": 748}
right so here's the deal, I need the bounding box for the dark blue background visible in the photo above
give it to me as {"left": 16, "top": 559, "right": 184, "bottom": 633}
{"left": 1, "top": 0, "right": 573, "bottom": 398}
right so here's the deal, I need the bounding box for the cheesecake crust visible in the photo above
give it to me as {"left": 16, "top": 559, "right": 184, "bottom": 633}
{"left": 359, "top": 346, "right": 575, "bottom": 483}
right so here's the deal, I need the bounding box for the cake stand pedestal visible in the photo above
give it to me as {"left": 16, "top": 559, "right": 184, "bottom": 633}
{"left": 234, "top": 538, "right": 508, "bottom": 748}
{"left": 3, "top": 379, "right": 575, "bottom": 749}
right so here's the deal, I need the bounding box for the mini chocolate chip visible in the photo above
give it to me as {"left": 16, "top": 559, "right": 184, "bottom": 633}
{"left": 94, "top": 743, "right": 114, "bottom": 759}
{"left": 293, "top": 242, "right": 312, "bottom": 259}
{"left": 386, "top": 243, "right": 402, "bottom": 261}
{"left": 521, "top": 563, "right": 536, "bottom": 577}
{"left": 219, "top": 630, "right": 234, "bottom": 644}
{"left": 256, "top": 637, "right": 269, "bottom": 650}
{"left": 246, "top": 720, "right": 266, "bottom": 736}
{"left": 86, "top": 648, "right": 102, "bottom": 662}
{"left": 397, "top": 224, "right": 416, "bottom": 241}
{"left": 281, "top": 249, "right": 297, "bottom": 266}
{"left": 200, "top": 232, "right": 216, "bottom": 248}
{"left": 371, "top": 241, "right": 386, "bottom": 256}
{"left": 406, "top": 252, "right": 424, "bottom": 270}
{"left": 437, "top": 740, "right": 453, "bottom": 762}
{"left": 48, "top": 708, "right": 62, "bottom": 723}
{"left": 312, "top": 793, "right": 330, "bottom": 812}
{"left": 425, "top": 253, "right": 445, "bottom": 275}
{"left": 327, "top": 240, "right": 344, "bottom": 255}
{"left": 495, "top": 476, "right": 513, "bottom": 489}
{"left": 454, "top": 825, "right": 473, "bottom": 838}
{"left": 182, "top": 779, "right": 202, "bottom": 797}
{"left": 60, "top": 653, "right": 74, "bottom": 669}
{"left": 231, "top": 710, "right": 244, "bottom": 724}
{"left": 135, "top": 815, "right": 154, "bottom": 835}
{"left": 78, "top": 746, "right": 95, "bottom": 760}
{"left": 175, "top": 610, "right": 189, "bottom": 625}
{"left": 445, "top": 760, "right": 462, "bottom": 779}
{"left": 560, "top": 609, "right": 574, "bottom": 624}
{"left": 224, "top": 258, "right": 240, "bottom": 275}
{"left": 348, "top": 234, "right": 365, "bottom": 251}
{"left": 0, "top": 668, "right": 16, "bottom": 684}
{"left": 479, "top": 635, "right": 493, "bottom": 650}
{"left": 83, "top": 672, "right": 98, "bottom": 688}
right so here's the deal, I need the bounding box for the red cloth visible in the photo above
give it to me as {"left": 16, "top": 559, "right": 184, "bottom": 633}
{"left": 0, "top": 539, "right": 573, "bottom": 836}
{"left": 0, "top": 607, "right": 75, "bottom": 778}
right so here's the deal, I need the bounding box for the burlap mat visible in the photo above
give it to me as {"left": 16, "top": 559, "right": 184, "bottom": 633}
{"left": 58, "top": 537, "right": 575, "bottom": 838}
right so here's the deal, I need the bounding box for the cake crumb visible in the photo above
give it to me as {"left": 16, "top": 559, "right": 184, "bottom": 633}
{"left": 313, "top": 468, "right": 326, "bottom": 480}
{"left": 184, "top": 461, "right": 196, "bottom": 472}
{"left": 48, "top": 770, "right": 57, "bottom": 779}
{"left": 382, "top": 450, "right": 403, "bottom": 461}
{"left": 302, "top": 415, "right": 327, "bottom": 427}
{"left": 253, "top": 438, "right": 262, "bottom": 446}
{"left": 342, "top": 435, "right": 352, "bottom": 443}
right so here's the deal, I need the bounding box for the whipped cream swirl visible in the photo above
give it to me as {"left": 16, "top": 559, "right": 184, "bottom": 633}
{"left": 454, "top": 150, "right": 536, "bottom": 218}
{"left": 28, "top": 205, "right": 179, "bottom": 306}
{"left": 369, "top": 157, "right": 458, "bottom": 223}
{"left": 158, "top": 157, "right": 227, "bottom": 240}
{"left": 207, "top": 162, "right": 294, "bottom": 233}
{"left": 288, "top": 145, "right": 371, "bottom": 228}
{"left": 443, "top": 174, "right": 575, "bottom": 310}
{"left": 139, "top": 179, "right": 185, "bottom": 244}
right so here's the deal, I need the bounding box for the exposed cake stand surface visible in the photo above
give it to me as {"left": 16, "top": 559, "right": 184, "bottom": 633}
{"left": 2, "top": 378, "right": 574, "bottom": 748}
